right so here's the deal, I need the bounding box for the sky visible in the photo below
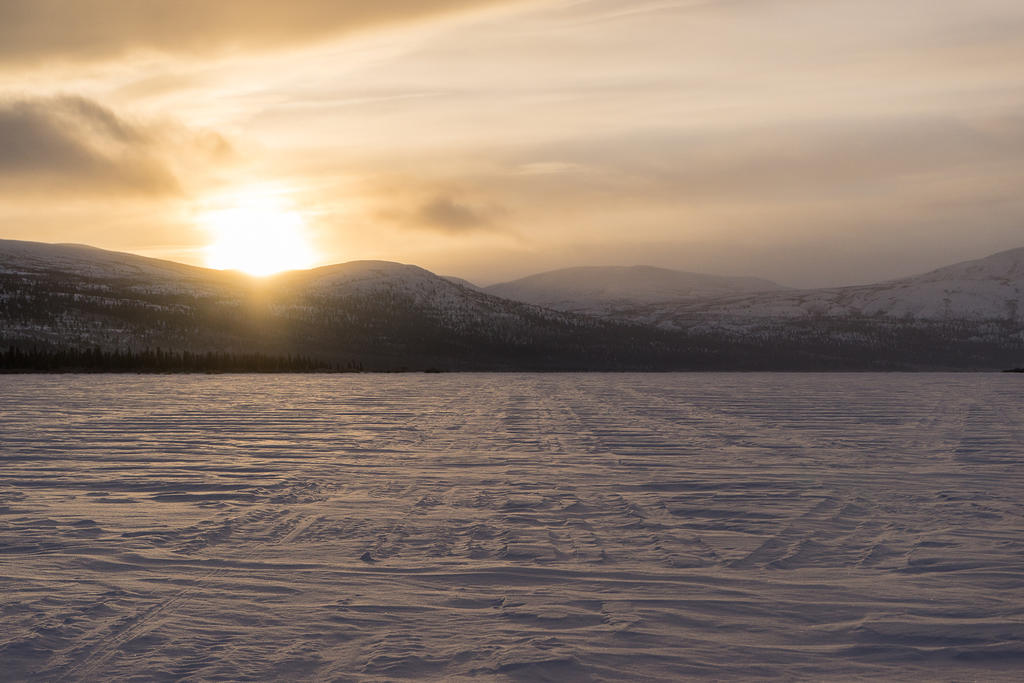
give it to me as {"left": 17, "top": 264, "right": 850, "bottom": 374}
{"left": 1, "top": 0, "right": 1023, "bottom": 286}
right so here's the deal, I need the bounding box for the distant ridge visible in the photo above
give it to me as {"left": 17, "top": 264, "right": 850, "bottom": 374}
{"left": 441, "top": 275, "right": 482, "bottom": 291}
{"left": 485, "top": 265, "right": 785, "bottom": 315}
{"left": 630, "top": 246, "right": 1024, "bottom": 330}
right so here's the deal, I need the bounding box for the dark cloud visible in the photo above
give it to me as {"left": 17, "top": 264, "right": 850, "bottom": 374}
{"left": 0, "top": 96, "right": 228, "bottom": 196}
{"left": 418, "top": 196, "right": 496, "bottom": 233}
{"left": 0, "top": 0, "right": 525, "bottom": 66}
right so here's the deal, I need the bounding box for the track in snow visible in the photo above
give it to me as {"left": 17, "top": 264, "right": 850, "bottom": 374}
{"left": 1, "top": 373, "right": 1023, "bottom": 681}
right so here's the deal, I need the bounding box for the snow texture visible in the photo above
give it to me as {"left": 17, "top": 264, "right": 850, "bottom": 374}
{"left": 1, "top": 373, "right": 1023, "bottom": 681}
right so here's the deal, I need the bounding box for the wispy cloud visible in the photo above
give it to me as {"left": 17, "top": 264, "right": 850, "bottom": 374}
{"left": 0, "top": 96, "right": 230, "bottom": 196}
{"left": 0, "top": 0, "right": 532, "bottom": 66}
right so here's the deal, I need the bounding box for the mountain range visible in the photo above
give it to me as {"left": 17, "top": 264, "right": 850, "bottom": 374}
{"left": 487, "top": 249, "right": 1022, "bottom": 329}
{"left": 1, "top": 239, "right": 1022, "bottom": 370}
{"left": 483, "top": 266, "right": 786, "bottom": 316}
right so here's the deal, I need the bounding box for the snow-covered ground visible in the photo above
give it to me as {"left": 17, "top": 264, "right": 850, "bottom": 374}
{"left": 1, "top": 374, "right": 1023, "bottom": 680}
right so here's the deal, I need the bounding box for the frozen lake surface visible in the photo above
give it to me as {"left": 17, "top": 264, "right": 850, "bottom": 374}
{"left": 1, "top": 373, "right": 1023, "bottom": 681}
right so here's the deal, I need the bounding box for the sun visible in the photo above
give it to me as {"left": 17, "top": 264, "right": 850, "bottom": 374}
{"left": 200, "top": 193, "right": 316, "bottom": 276}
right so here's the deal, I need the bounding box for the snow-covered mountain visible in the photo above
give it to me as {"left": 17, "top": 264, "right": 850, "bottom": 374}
{"left": 1, "top": 239, "right": 1021, "bottom": 369}
{"left": 485, "top": 265, "right": 784, "bottom": 315}
{"left": 476, "top": 249, "right": 1023, "bottom": 369}
{"left": 0, "top": 240, "right": 235, "bottom": 294}
{"left": 0, "top": 240, "right": 677, "bottom": 370}
{"left": 628, "top": 247, "right": 1024, "bottom": 330}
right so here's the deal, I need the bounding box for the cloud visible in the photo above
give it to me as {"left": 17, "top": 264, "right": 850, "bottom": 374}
{"left": 0, "top": 0, "right": 528, "bottom": 66}
{"left": 417, "top": 195, "right": 498, "bottom": 233}
{"left": 495, "top": 112, "right": 1024, "bottom": 205}
{"left": 0, "top": 95, "right": 230, "bottom": 196}
{"left": 355, "top": 108, "right": 1024, "bottom": 283}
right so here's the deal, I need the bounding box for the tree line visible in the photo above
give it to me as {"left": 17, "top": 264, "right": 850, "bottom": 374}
{"left": 0, "top": 346, "right": 365, "bottom": 373}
